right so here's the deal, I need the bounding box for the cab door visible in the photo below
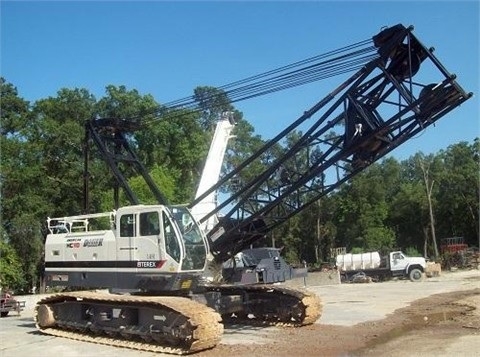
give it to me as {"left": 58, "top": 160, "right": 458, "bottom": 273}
{"left": 137, "top": 210, "right": 162, "bottom": 261}
{"left": 391, "top": 252, "right": 408, "bottom": 272}
{"left": 117, "top": 213, "right": 137, "bottom": 261}
{"left": 161, "top": 210, "right": 181, "bottom": 265}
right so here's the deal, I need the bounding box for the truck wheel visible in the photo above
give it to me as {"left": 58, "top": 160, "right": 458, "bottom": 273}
{"left": 1, "top": 311, "right": 8, "bottom": 317}
{"left": 409, "top": 268, "right": 423, "bottom": 282}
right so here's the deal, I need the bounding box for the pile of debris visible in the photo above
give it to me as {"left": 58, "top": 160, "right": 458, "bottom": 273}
{"left": 349, "top": 272, "right": 373, "bottom": 283}
{"left": 441, "top": 248, "right": 480, "bottom": 271}
{"left": 425, "top": 262, "right": 442, "bottom": 277}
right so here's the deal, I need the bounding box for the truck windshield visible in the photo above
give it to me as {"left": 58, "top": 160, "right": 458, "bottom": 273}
{"left": 169, "top": 206, "right": 207, "bottom": 271}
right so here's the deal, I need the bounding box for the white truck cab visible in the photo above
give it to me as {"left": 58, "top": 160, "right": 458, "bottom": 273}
{"left": 389, "top": 251, "right": 426, "bottom": 281}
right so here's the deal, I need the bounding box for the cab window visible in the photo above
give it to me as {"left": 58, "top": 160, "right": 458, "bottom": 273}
{"left": 163, "top": 212, "right": 180, "bottom": 262}
{"left": 120, "top": 214, "right": 135, "bottom": 237}
{"left": 140, "top": 211, "right": 160, "bottom": 236}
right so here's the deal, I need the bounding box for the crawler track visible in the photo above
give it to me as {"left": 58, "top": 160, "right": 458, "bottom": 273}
{"left": 209, "top": 285, "right": 322, "bottom": 326}
{"left": 35, "top": 286, "right": 321, "bottom": 354}
{"left": 35, "top": 291, "right": 223, "bottom": 355}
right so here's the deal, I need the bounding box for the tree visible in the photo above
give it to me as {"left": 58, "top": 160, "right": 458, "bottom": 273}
{"left": 2, "top": 83, "right": 101, "bottom": 291}
{"left": 95, "top": 85, "right": 158, "bottom": 121}
{"left": 28, "top": 88, "right": 97, "bottom": 216}
{"left": 388, "top": 181, "right": 426, "bottom": 253}
{"left": 436, "top": 140, "right": 480, "bottom": 248}
{"left": 105, "top": 164, "right": 180, "bottom": 207}
{"left": 276, "top": 215, "right": 303, "bottom": 265}
{"left": 333, "top": 162, "right": 396, "bottom": 253}
{"left": 7, "top": 215, "right": 43, "bottom": 293}
{"left": 293, "top": 198, "right": 337, "bottom": 265}
{"left": 194, "top": 86, "right": 234, "bottom": 130}
{"left": 388, "top": 153, "right": 444, "bottom": 258}
{"left": 0, "top": 234, "right": 25, "bottom": 291}
{"left": 0, "top": 77, "right": 30, "bottom": 136}
{"left": 134, "top": 87, "right": 237, "bottom": 204}
{"left": 416, "top": 154, "right": 440, "bottom": 258}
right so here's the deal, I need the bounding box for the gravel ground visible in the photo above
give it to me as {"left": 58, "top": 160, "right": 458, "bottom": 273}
{"left": 1, "top": 269, "right": 479, "bottom": 357}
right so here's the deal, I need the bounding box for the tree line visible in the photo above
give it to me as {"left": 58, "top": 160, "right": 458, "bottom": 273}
{"left": 1, "top": 77, "right": 478, "bottom": 293}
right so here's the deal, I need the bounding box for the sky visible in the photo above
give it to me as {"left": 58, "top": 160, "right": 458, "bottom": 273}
{"left": 1, "top": 1, "right": 479, "bottom": 161}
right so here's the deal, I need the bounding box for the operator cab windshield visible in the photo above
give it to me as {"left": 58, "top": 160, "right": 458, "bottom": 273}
{"left": 169, "top": 206, "right": 207, "bottom": 271}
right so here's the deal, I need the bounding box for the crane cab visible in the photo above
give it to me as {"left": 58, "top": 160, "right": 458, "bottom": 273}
{"left": 44, "top": 205, "right": 208, "bottom": 293}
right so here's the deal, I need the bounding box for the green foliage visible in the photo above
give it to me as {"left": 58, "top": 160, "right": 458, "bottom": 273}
{"left": 333, "top": 162, "right": 397, "bottom": 252}
{"left": 0, "top": 77, "right": 30, "bottom": 136}
{"left": 95, "top": 85, "right": 158, "bottom": 120}
{"left": 0, "top": 238, "right": 26, "bottom": 290}
{"left": 362, "top": 226, "right": 396, "bottom": 252}
{"left": 404, "top": 246, "right": 422, "bottom": 257}
{"left": 5, "top": 215, "right": 43, "bottom": 293}
{"left": 436, "top": 140, "right": 479, "bottom": 242}
{"left": 271, "top": 217, "right": 303, "bottom": 265}
{"left": 127, "top": 165, "right": 180, "bottom": 205}
{"left": 136, "top": 106, "right": 211, "bottom": 204}
{"left": 388, "top": 181, "right": 426, "bottom": 250}
{"left": 194, "top": 86, "right": 234, "bottom": 130}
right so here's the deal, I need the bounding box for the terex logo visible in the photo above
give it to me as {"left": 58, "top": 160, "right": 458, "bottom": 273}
{"left": 136, "top": 260, "right": 166, "bottom": 269}
{"left": 137, "top": 261, "right": 157, "bottom": 268}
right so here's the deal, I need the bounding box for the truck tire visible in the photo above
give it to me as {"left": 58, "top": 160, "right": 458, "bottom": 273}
{"left": 409, "top": 268, "right": 423, "bottom": 282}
{"left": 1, "top": 311, "right": 8, "bottom": 317}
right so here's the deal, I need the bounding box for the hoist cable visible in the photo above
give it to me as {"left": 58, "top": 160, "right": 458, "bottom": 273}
{"left": 162, "top": 39, "right": 373, "bottom": 108}
{"left": 134, "top": 38, "right": 378, "bottom": 125}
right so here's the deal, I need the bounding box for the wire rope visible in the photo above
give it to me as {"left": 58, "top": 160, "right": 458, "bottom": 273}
{"left": 129, "top": 38, "right": 378, "bottom": 125}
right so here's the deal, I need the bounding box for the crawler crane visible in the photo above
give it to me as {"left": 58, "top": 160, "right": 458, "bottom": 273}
{"left": 36, "top": 24, "right": 472, "bottom": 354}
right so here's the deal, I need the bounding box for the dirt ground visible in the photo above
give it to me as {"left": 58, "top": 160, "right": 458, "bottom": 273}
{"left": 2, "top": 272, "right": 478, "bottom": 357}
{"left": 196, "top": 287, "right": 480, "bottom": 357}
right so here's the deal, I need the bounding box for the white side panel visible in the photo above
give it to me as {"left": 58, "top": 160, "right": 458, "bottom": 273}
{"left": 45, "top": 231, "right": 116, "bottom": 263}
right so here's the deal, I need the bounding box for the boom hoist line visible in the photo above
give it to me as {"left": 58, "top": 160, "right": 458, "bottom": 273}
{"left": 155, "top": 39, "right": 377, "bottom": 116}
{"left": 191, "top": 24, "right": 473, "bottom": 263}
{"left": 128, "top": 38, "right": 378, "bottom": 124}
